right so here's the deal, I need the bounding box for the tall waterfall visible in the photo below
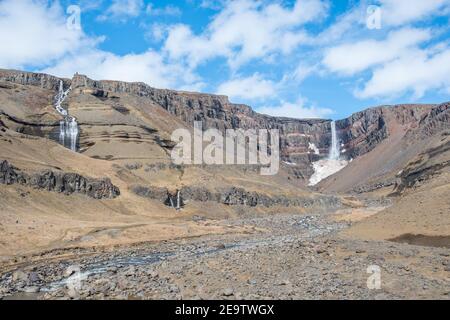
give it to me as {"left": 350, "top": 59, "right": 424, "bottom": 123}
{"left": 54, "top": 80, "right": 78, "bottom": 151}
{"left": 328, "top": 121, "right": 340, "bottom": 160}
{"left": 308, "top": 120, "right": 348, "bottom": 186}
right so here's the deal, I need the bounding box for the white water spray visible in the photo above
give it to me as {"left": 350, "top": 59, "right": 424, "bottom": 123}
{"left": 54, "top": 80, "right": 78, "bottom": 151}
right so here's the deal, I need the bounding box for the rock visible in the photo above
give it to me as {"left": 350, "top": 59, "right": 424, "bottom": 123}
{"left": 0, "top": 161, "right": 26, "bottom": 185}
{"left": 222, "top": 288, "right": 234, "bottom": 297}
{"left": 28, "top": 272, "right": 42, "bottom": 283}
{"left": 148, "top": 271, "right": 159, "bottom": 278}
{"left": 23, "top": 286, "right": 40, "bottom": 293}
{"left": 125, "top": 266, "right": 136, "bottom": 276}
{"left": 0, "top": 160, "right": 120, "bottom": 199}
{"left": 279, "top": 280, "right": 290, "bottom": 286}
{"left": 11, "top": 270, "right": 28, "bottom": 282}
{"left": 133, "top": 184, "right": 340, "bottom": 209}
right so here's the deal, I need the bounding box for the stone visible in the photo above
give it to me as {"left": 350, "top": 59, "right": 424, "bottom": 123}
{"left": 12, "top": 270, "right": 28, "bottom": 282}
{"left": 23, "top": 286, "right": 40, "bottom": 293}
{"left": 28, "top": 272, "right": 42, "bottom": 283}
{"left": 0, "top": 160, "right": 120, "bottom": 200}
{"left": 222, "top": 288, "right": 234, "bottom": 296}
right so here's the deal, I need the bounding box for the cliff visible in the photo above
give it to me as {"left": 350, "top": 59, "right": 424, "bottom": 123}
{"left": 0, "top": 69, "right": 446, "bottom": 185}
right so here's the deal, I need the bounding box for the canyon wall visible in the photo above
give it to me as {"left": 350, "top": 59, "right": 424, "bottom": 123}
{"left": 0, "top": 69, "right": 444, "bottom": 181}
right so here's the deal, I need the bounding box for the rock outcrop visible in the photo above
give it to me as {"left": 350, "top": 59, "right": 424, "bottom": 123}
{"left": 0, "top": 69, "right": 68, "bottom": 90}
{"left": 131, "top": 184, "right": 341, "bottom": 209}
{"left": 0, "top": 160, "right": 120, "bottom": 199}
{"left": 392, "top": 137, "right": 450, "bottom": 195}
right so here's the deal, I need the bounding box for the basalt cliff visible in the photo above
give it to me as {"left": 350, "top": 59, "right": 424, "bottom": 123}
{"left": 1, "top": 69, "right": 448, "bottom": 182}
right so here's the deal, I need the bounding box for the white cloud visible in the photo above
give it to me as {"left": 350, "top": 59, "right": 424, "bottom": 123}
{"left": 98, "top": 0, "right": 144, "bottom": 22}
{"left": 257, "top": 98, "right": 334, "bottom": 119}
{"left": 357, "top": 47, "right": 450, "bottom": 99}
{"left": 0, "top": 0, "right": 199, "bottom": 90}
{"left": 291, "top": 62, "right": 319, "bottom": 82}
{"left": 379, "top": 0, "right": 450, "bottom": 26}
{"left": 199, "top": 0, "right": 225, "bottom": 10}
{"left": 0, "top": 0, "right": 96, "bottom": 69}
{"left": 164, "top": 0, "right": 327, "bottom": 68}
{"left": 146, "top": 4, "right": 181, "bottom": 16}
{"left": 76, "top": 0, "right": 104, "bottom": 11}
{"left": 216, "top": 74, "right": 277, "bottom": 101}
{"left": 323, "top": 28, "right": 431, "bottom": 75}
{"left": 41, "top": 49, "right": 198, "bottom": 90}
{"left": 314, "top": 0, "right": 450, "bottom": 100}
{"left": 143, "top": 23, "right": 169, "bottom": 42}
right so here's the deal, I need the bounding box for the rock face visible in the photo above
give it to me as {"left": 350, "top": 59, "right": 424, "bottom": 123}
{"left": 392, "top": 137, "right": 450, "bottom": 195}
{"left": 69, "top": 73, "right": 331, "bottom": 167}
{"left": 0, "top": 69, "right": 70, "bottom": 91}
{"left": 0, "top": 160, "right": 25, "bottom": 185}
{"left": 65, "top": 73, "right": 450, "bottom": 165}
{"left": 0, "top": 160, "right": 120, "bottom": 199}
{"left": 1, "top": 69, "right": 447, "bottom": 182}
{"left": 131, "top": 185, "right": 341, "bottom": 209}
{"left": 0, "top": 69, "right": 68, "bottom": 90}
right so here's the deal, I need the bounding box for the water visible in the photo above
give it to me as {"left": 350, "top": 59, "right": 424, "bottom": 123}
{"left": 54, "top": 80, "right": 78, "bottom": 151}
{"left": 308, "top": 121, "right": 348, "bottom": 186}
{"left": 328, "top": 121, "right": 340, "bottom": 160}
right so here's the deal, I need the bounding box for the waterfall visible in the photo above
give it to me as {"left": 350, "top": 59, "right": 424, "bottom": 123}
{"left": 54, "top": 80, "right": 78, "bottom": 152}
{"left": 308, "top": 120, "right": 348, "bottom": 186}
{"left": 176, "top": 190, "right": 181, "bottom": 211}
{"left": 328, "top": 121, "right": 340, "bottom": 160}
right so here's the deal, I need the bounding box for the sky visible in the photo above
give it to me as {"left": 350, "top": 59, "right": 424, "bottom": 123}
{"left": 0, "top": 0, "right": 450, "bottom": 120}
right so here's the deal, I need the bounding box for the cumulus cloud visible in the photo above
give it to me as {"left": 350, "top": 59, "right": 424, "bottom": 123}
{"left": 2, "top": 0, "right": 449, "bottom": 106}
{"left": 41, "top": 49, "right": 198, "bottom": 89}
{"left": 164, "top": 0, "right": 327, "bottom": 68}
{"left": 357, "top": 47, "right": 450, "bottom": 99}
{"left": 323, "top": 28, "right": 431, "bottom": 75}
{"left": 257, "top": 98, "right": 334, "bottom": 119}
{"left": 0, "top": 0, "right": 97, "bottom": 69}
{"left": 98, "top": 0, "right": 144, "bottom": 22}
{"left": 216, "top": 73, "right": 277, "bottom": 101}
{"left": 0, "top": 0, "right": 195, "bottom": 90}
{"left": 379, "top": 0, "right": 450, "bottom": 26}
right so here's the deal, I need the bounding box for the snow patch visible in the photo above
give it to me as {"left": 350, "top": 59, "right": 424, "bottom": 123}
{"left": 308, "top": 159, "right": 348, "bottom": 186}
{"left": 308, "top": 143, "right": 320, "bottom": 155}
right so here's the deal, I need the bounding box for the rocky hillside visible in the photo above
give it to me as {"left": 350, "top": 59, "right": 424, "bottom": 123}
{"left": 317, "top": 102, "right": 449, "bottom": 193}
{"left": 1, "top": 68, "right": 445, "bottom": 187}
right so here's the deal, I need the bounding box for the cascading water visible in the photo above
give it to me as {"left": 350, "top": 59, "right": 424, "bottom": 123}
{"left": 328, "top": 121, "right": 340, "bottom": 160}
{"left": 54, "top": 80, "right": 78, "bottom": 151}
{"left": 308, "top": 120, "right": 348, "bottom": 186}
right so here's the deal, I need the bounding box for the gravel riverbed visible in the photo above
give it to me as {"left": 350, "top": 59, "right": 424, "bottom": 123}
{"left": 0, "top": 213, "right": 448, "bottom": 300}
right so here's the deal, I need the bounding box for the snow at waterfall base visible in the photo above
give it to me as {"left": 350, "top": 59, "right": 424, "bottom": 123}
{"left": 308, "top": 159, "right": 349, "bottom": 186}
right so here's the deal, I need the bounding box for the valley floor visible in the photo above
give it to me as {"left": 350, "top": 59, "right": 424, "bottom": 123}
{"left": 1, "top": 208, "right": 448, "bottom": 300}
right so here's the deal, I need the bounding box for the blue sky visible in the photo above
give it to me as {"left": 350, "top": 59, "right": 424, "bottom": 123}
{"left": 1, "top": 0, "right": 450, "bottom": 120}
